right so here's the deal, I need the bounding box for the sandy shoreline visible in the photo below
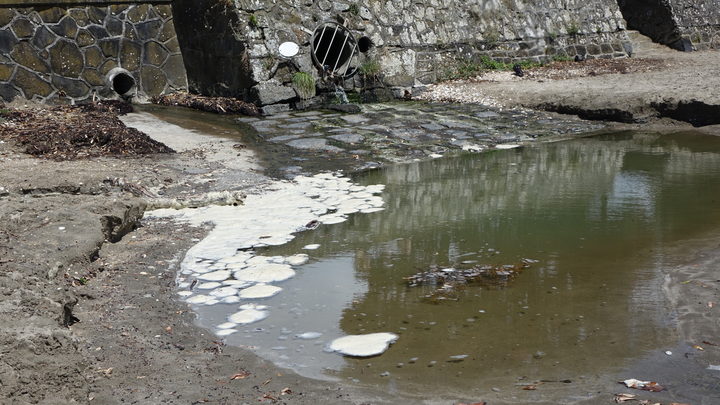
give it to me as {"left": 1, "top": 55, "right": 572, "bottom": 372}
{"left": 2, "top": 41, "right": 720, "bottom": 404}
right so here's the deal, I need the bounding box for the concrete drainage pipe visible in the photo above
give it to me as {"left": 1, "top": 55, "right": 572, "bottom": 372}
{"left": 105, "top": 68, "right": 136, "bottom": 98}
{"left": 310, "top": 22, "right": 359, "bottom": 79}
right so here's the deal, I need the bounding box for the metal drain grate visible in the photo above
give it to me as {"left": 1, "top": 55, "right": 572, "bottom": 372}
{"left": 310, "top": 22, "right": 359, "bottom": 79}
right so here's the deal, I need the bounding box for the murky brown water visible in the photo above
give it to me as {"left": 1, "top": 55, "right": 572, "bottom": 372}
{"left": 190, "top": 129, "right": 720, "bottom": 398}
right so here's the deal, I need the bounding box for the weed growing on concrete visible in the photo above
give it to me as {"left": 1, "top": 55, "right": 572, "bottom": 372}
{"left": 348, "top": 3, "right": 360, "bottom": 16}
{"left": 566, "top": 22, "right": 580, "bottom": 36}
{"left": 248, "top": 14, "right": 259, "bottom": 29}
{"left": 292, "top": 72, "right": 316, "bottom": 100}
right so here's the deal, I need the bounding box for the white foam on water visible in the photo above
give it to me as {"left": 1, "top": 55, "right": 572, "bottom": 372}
{"left": 221, "top": 296, "right": 241, "bottom": 304}
{"left": 238, "top": 284, "right": 282, "bottom": 299}
{"left": 234, "top": 263, "right": 295, "bottom": 283}
{"left": 209, "top": 286, "right": 238, "bottom": 297}
{"left": 495, "top": 144, "right": 521, "bottom": 150}
{"left": 196, "top": 281, "right": 222, "bottom": 289}
{"left": 228, "top": 308, "right": 268, "bottom": 324}
{"left": 197, "top": 270, "right": 231, "bottom": 281}
{"left": 285, "top": 254, "right": 309, "bottom": 266}
{"left": 186, "top": 294, "right": 210, "bottom": 304}
{"left": 215, "top": 329, "right": 238, "bottom": 336}
{"left": 239, "top": 303, "right": 268, "bottom": 310}
{"left": 296, "top": 332, "right": 322, "bottom": 340}
{"left": 217, "top": 322, "right": 237, "bottom": 329}
{"left": 177, "top": 291, "right": 193, "bottom": 297}
{"left": 327, "top": 333, "right": 399, "bottom": 357}
{"left": 148, "top": 173, "right": 386, "bottom": 347}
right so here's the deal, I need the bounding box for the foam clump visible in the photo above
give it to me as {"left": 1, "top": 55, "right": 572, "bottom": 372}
{"left": 328, "top": 333, "right": 399, "bottom": 357}
{"left": 285, "top": 254, "right": 309, "bottom": 266}
{"left": 197, "top": 270, "right": 231, "bottom": 281}
{"left": 238, "top": 284, "right": 282, "bottom": 299}
{"left": 296, "top": 332, "right": 322, "bottom": 340}
{"left": 234, "top": 263, "right": 295, "bottom": 283}
{"left": 228, "top": 308, "right": 268, "bottom": 324}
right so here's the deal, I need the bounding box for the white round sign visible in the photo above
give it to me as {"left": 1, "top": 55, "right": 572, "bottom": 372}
{"left": 278, "top": 41, "right": 300, "bottom": 57}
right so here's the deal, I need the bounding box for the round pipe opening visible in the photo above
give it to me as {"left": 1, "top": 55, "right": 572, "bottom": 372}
{"left": 310, "top": 22, "right": 359, "bottom": 79}
{"left": 358, "top": 36, "right": 373, "bottom": 53}
{"left": 105, "top": 68, "right": 136, "bottom": 97}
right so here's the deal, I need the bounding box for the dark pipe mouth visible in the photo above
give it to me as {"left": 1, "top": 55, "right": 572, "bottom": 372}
{"left": 310, "top": 22, "right": 359, "bottom": 79}
{"left": 358, "top": 36, "right": 373, "bottom": 53}
{"left": 106, "top": 68, "right": 136, "bottom": 97}
{"left": 112, "top": 73, "right": 135, "bottom": 95}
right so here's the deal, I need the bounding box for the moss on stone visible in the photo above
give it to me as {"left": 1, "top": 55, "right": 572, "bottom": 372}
{"left": 49, "top": 39, "right": 83, "bottom": 77}
{"left": 11, "top": 18, "right": 35, "bottom": 38}
{"left": 76, "top": 29, "right": 95, "bottom": 47}
{"left": 37, "top": 7, "right": 66, "bottom": 24}
{"left": 84, "top": 46, "right": 103, "bottom": 68}
{"left": 0, "top": 64, "right": 15, "bottom": 81}
{"left": 119, "top": 39, "right": 142, "bottom": 71}
{"left": 143, "top": 41, "right": 168, "bottom": 66}
{"left": 11, "top": 42, "right": 50, "bottom": 73}
{"left": 15, "top": 67, "right": 52, "bottom": 98}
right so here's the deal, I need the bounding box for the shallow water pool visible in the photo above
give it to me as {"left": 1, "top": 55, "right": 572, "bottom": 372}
{"left": 192, "top": 130, "right": 720, "bottom": 397}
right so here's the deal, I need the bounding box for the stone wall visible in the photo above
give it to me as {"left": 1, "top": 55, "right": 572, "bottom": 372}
{"left": 670, "top": 0, "right": 720, "bottom": 50}
{"left": 617, "top": 0, "right": 720, "bottom": 51}
{"left": 0, "top": 1, "right": 187, "bottom": 103}
{"left": 173, "top": 0, "right": 633, "bottom": 111}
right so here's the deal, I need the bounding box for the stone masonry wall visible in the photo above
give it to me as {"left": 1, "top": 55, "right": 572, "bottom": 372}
{"left": 173, "top": 0, "right": 633, "bottom": 111}
{"left": 670, "top": 0, "right": 720, "bottom": 50}
{"left": 618, "top": 0, "right": 720, "bottom": 51}
{"left": 0, "top": 1, "right": 187, "bottom": 103}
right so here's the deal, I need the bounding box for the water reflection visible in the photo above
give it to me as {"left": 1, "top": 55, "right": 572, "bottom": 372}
{"left": 205, "top": 131, "right": 720, "bottom": 396}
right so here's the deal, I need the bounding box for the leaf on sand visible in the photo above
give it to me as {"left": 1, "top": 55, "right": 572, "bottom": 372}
{"left": 522, "top": 385, "right": 538, "bottom": 390}
{"left": 230, "top": 370, "right": 251, "bottom": 380}
{"left": 620, "top": 379, "right": 664, "bottom": 392}
{"left": 613, "top": 393, "right": 636, "bottom": 403}
{"left": 280, "top": 387, "right": 292, "bottom": 395}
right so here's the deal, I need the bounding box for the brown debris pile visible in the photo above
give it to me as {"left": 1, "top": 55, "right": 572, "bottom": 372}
{"left": 523, "top": 57, "right": 668, "bottom": 81}
{"left": 405, "top": 261, "right": 533, "bottom": 302}
{"left": 0, "top": 102, "right": 174, "bottom": 160}
{"left": 153, "top": 92, "right": 260, "bottom": 116}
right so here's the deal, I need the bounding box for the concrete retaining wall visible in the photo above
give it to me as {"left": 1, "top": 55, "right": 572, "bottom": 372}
{"left": 0, "top": 1, "right": 187, "bottom": 103}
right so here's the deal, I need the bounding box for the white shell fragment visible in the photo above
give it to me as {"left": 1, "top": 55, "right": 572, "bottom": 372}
{"left": 238, "top": 284, "right": 282, "bottom": 299}
{"left": 228, "top": 308, "right": 268, "bottom": 324}
{"left": 328, "top": 333, "right": 399, "bottom": 357}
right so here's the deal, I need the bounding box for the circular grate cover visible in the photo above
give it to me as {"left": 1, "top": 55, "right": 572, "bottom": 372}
{"left": 310, "top": 22, "right": 359, "bottom": 79}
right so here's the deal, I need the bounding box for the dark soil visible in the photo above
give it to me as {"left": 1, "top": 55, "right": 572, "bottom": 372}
{"left": 0, "top": 102, "right": 173, "bottom": 160}
{"left": 153, "top": 92, "right": 260, "bottom": 116}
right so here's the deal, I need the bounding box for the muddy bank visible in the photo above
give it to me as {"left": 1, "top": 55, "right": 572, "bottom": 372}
{"left": 1, "top": 91, "right": 719, "bottom": 405}
{"left": 417, "top": 33, "right": 720, "bottom": 132}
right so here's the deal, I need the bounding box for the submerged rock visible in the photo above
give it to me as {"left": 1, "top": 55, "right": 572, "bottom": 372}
{"left": 328, "top": 332, "right": 399, "bottom": 357}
